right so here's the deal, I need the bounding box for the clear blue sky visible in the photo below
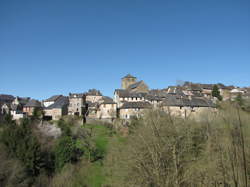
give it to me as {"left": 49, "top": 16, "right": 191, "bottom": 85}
{"left": 1, "top": 0, "right": 249, "bottom": 99}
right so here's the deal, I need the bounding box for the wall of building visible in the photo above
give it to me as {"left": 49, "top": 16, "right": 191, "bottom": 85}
{"left": 86, "top": 95, "right": 102, "bottom": 103}
{"left": 68, "top": 97, "right": 84, "bottom": 115}
{"left": 119, "top": 108, "right": 148, "bottom": 119}
{"left": 97, "top": 103, "right": 117, "bottom": 119}
{"left": 23, "top": 107, "right": 34, "bottom": 116}
{"left": 43, "top": 101, "right": 55, "bottom": 107}
{"left": 122, "top": 77, "right": 137, "bottom": 89}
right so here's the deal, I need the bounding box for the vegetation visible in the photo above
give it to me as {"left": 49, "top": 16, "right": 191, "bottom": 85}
{"left": 212, "top": 84, "right": 223, "bottom": 101}
{"left": 1, "top": 101, "right": 250, "bottom": 186}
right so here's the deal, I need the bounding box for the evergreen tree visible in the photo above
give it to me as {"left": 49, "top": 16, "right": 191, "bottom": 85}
{"left": 54, "top": 136, "right": 78, "bottom": 171}
{"left": 212, "top": 85, "right": 222, "bottom": 101}
{"left": 235, "top": 93, "right": 244, "bottom": 107}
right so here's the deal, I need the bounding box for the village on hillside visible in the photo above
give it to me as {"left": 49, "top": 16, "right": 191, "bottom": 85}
{"left": 1, "top": 74, "right": 250, "bottom": 122}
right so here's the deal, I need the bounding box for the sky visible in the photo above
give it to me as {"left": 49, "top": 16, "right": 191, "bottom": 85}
{"left": 1, "top": 0, "right": 250, "bottom": 99}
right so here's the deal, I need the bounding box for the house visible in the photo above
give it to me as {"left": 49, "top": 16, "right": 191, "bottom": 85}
{"left": 114, "top": 89, "right": 147, "bottom": 108}
{"left": 119, "top": 101, "right": 152, "bottom": 119}
{"left": 122, "top": 74, "right": 149, "bottom": 93}
{"left": 43, "top": 95, "right": 63, "bottom": 107}
{"left": 230, "top": 88, "right": 245, "bottom": 100}
{"left": 85, "top": 89, "right": 103, "bottom": 103}
{"left": 43, "top": 96, "right": 69, "bottom": 120}
{"left": 1, "top": 103, "right": 10, "bottom": 115}
{"left": 68, "top": 93, "right": 86, "bottom": 116}
{"left": 121, "top": 74, "right": 137, "bottom": 89}
{"left": 23, "top": 99, "right": 42, "bottom": 116}
{"left": 161, "top": 95, "right": 215, "bottom": 118}
{"left": 127, "top": 80, "right": 149, "bottom": 93}
{"left": 96, "top": 96, "right": 117, "bottom": 121}
{"left": 0, "top": 94, "right": 15, "bottom": 115}
{"left": 86, "top": 101, "right": 99, "bottom": 119}
{"left": 10, "top": 97, "right": 30, "bottom": 120}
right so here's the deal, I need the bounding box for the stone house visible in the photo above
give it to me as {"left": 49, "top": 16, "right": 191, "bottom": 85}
{"left": 127, "top": 80, "right": 149, "bottom": 93}
{"left": 44, "top": 96, "right": 69, "bottom": 120}
{"left": 161, "top": 95, "right": 215, "bottom": 118}
{"left": 119, "top": 101, "right": 151, "bottom": 119}
{"left": 121, "top": 74, "right": 137, "bottom": 89}
{"left": 122, "top": 74, "right": 149, "bottom": 93}
{"left": 10, "top": 97, "right": 30, "bottom": 120}
{"left": 1, "top": 103, "right": 10, "bottom": 115}
{"left": 68, "top": 93, "right": 86, "bottom": 116}
{"left": 23, "top": 99, "right": 42, "bottom": 116}
{"left": 0, "top": 94, "right": 15, "bottom": 115}
{"left": 114, "top": 89, "right": 147, "bottom": 108}
{"left": 86, "top": 101, "right": 99, "bottom": 119}
{"left": 43, "top": 95, "right": 63, "bottom": 107}
{"left": 96, "top": 96, "right": 117, "bottom": 121}
{"left": 85, "top": 89, "right": 103, "bottom": 103}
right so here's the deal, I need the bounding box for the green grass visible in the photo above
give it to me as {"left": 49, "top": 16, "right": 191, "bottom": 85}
{"left": 80, "top": 124, "right": 128, "bottom": 186}
{"left": 85, "top": 161, "right": 105, "bottom": 187}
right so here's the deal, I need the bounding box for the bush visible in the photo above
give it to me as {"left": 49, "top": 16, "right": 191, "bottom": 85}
{"left": 1, "top": 119, "right": 42, "bottom": 176}
{"left": 54, "top": 136, "right": 78, "bottom": 171}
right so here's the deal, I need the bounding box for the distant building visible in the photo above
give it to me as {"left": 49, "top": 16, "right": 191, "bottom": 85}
{"left": 11, "top": 97, "right": 30, "bottom": 120}
{"left": 85, "top": 89, "right": 103, "bottom": 103}
{"left": 43, "top": 96, "right": 69, "bottom": 120}
{"left": 127, "top": 80, "right": 149, "bottom": 93}
{"left": 68, "top": 93, "right": 86, "bottom": 116}
{"left": 23, "top": 99, "right": 42, "bottom": 116}
{"left": 121, "top": 74, "right": 137, "bottom": 89}
{"left": 0, "top": 94, "right": 15, "bottom": 115}
{"left": 43, "top": 95, "right": 63, "bottom": 107}
{"left": 119, "top": 101, "right": 151, "bottom": 119}
{"left": 96, "top": 96, "right": 117, "bottom": 121}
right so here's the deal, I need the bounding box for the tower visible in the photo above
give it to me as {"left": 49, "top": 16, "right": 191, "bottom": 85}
{"left": 121, "top": 74, "right": 137, "bottom": 89}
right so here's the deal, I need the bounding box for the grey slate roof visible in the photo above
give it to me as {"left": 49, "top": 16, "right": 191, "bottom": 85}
{"left": 127, "top": 81, "right": 143, "bottom": 90}
{"left": 17, "top": 97, "right": 30, "bottom": 105}
{"left": 44, "top": 95, "right": 62, "bottom": 102}
{"left": 86, "top": 101, "right": 99, "bottom": 108}
{"left": 46, "top": 96, "right": 69, "bottom": 109}
{"left": 101, "top": 96, "right": 116, "bottom": 104}
{"left": 120, "top": 102, "right": 152, "bottom": 109}
{"left": 145, "top": 94, "right": 162, "bottom": 101}
{"left": 0, "top": 94, "right": 15, "bottom": 103}
{"left": 115, "top": 89, "right": 147, "bottom": 98}
{"left": 162, "top": 95, "right": 183, "bottom": 107}
{"left": 69, "top": 93, "right": 85, "bottom": 98}
{"left": 24, "top": 99, "right": 42, "bottom": 107}
{"left": 162, "top": 95, "right": 215, "bottom": 108}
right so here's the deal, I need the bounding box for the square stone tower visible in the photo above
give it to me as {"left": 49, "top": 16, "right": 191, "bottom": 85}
{"left": 122, "top": 74, "right": 137, "bottom": 89}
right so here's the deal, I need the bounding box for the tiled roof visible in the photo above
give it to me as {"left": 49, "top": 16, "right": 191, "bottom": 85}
{"left": 17, "top": 97, "right": 30, "bottom": 105}
{"left": 120, "top": 102, "right": 152, "bottom": 109}
{"left": 162, "top": 95, "right": 215, "bottom": 108}
{"left": 46, "top": 96, "right": 69, "bottom": 109}
{"left": 115, "top": 89, "right": 147, "bottom": 98}
{"left": 101, "top": 96, "right": 116, "bottom": 104}
{"left": 0, "top": 94, "right": 15, "bottom": 102}
{"left": 44, "top": 95, "right": 63, "bottom": 102}
{"left": 69, "top": 93, "right": 85, "bottom": 98}
{"left": 24, "top": 99, "right": 42, "bottom": 107}
{"left": 127, "top": 81, "right": 143, "bottom": 90}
